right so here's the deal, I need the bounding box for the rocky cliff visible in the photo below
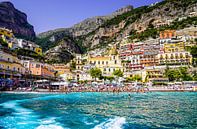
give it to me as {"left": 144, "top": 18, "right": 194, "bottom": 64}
{"left": 37, "top": 0, "right": 197, "bottom": 63}
{"left": 0, "top": 2, "right": 35, "bottom": 39}
{"left": 44, "top": 36, "right": 82, "bottom": 63}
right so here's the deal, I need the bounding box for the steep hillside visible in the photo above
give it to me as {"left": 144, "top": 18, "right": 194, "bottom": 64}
{"left": 37, "top": 0, "right": 197, "bottom": 63}
{"left": 44, "top": 36, "right": 82, "bottom": 63}
{"left": 0, "top": 1, "right": 35, "bottom": 40}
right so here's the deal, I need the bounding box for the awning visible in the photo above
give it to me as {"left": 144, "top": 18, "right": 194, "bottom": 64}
{"left": 13, "top": 74, "right": 21, "bottom": 77}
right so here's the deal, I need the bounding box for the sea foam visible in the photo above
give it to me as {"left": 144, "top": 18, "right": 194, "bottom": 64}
{"left": 93, "top": 117, "right": 126, "bottom": 129}
{"left": 36, "top": 124, "right": 64, "bottom": 129}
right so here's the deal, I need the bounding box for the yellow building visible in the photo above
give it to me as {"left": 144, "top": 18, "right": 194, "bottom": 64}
{"left": 143, "top": 69, "right": 168, "bottom": 82}
{"left": 0, "top": 50, "right": 26, "bottom": 78}
{"left": 164, "top": 41, "right": 185, "bottom": 53}
{"left": 157, "top": 52, "right": 192, "bottom": 65}
{"left": 35, "top": 47, "right": 42, "bottom": 55}
{"left": 88, "top": 46, "right": 124, "bottom": 76}
{"left": 0, "top": 27, "right": 14, "bottom": 39}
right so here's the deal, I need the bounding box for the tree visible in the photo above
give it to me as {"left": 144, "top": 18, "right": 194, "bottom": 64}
{"left": 164, "top": 66, "right": 181, "bottom": 81}
{"left": 192, "top": 71, "right": 197, "bottom": 81}
{"left": 165, "top": 67, "right": 193, "bottom": 81}
{"left": 113, "top": 69, "right": 123, "bottom": 77}
{"left": 102, "top": 76, "right": 114, "bottom": 82}
{"left": 89, "top": 68, "right": 102, "bottom": 81}
{"left": 195, "top": 38, "right": 197, "bottom": 43}
{"left": 126, "top": 75, "right": 142, "bottom": 82}
{"left": 190, "top": 46, "right": 197, "bottom": 58}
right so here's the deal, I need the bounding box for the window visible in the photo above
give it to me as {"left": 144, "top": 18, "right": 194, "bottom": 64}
{"left": 36, "top": 64, "right": 40, "bottom": 68}
{"left": 171, "top": 54, "right": 174, "bottom": 59}
{"left": 98, "top": 61, "right": 100, "bottom": 64}
{"left": 106, "top": 61, "right": 108, "bottom": 65}
{"left": 115, "top": 60, "right": 117, "bottom": 64}
{"left": 180, "top": 53, "right": 183, "bottom": 58}
{"left": 8, "top": 58, "right": 10, "bottom": 61}
{"left": 18, "top": 68, "right": 20, "bottom": 71}
{"left": 7, "top": 66, "right": 9, "bottom": 69}
{"left": 102, "top": 61, "right": 104, "bottom": 65}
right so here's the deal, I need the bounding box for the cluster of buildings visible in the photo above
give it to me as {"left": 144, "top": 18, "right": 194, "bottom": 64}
{"left": 0, "top": 27, "right": 58, "bottom": 81}
{"left": 64, "top": 27, "right": 196, "bottom": 83}
{"left": 0, "top": 26, "right": 196, "bottom": 84}
{"left": 0, "top": 27, "right": 42, "bottom": 55}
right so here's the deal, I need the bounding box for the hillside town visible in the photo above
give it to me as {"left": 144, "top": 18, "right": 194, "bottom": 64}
{"left": 1, "top": 1, "right": 197, "bottom": 129}
{"left": 0, "top": 26, "right": 197, "bottom": 92}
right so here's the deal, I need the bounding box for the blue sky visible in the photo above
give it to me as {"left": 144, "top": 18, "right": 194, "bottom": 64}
{"left": 1, "top": 0, "right": 163, "bottom": 33}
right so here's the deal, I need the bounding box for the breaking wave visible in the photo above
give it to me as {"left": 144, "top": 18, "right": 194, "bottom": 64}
{"left": 93, "top": 117, "right": 126, "bottom": 129}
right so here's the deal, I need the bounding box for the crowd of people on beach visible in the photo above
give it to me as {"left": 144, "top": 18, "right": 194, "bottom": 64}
{"left": 49, "top": 82, "right": 152, "bottom": 93}
{"left": 1, "top": 78, "right": 196, "bottom": 92}
{"left": 56, "top": 85, "right": 150, "bottom": 93}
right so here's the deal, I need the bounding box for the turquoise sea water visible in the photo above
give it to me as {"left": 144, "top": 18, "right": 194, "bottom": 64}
{"left": 0, "top": 92, "right": 196, "bottom": 129}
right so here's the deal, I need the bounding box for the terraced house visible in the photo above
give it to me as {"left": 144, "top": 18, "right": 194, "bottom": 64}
{"left": 119, "top": 40, "right": 144, "bottom": 72}
{"left": 88, "top": 46, "right": 123, "bottom": 76}
{"left": 0, "top": 27, "right": 42, "bottom": 55}
{"left": 159, "top": 30, "right": 176, "bottom": 43}
{"left": 158, "top": 34, "right": 192, "bottom": 66}
{"left": 0, "top": 27, "right": 14, "bottom": 42}
{"left": 140, "top": 39, "right": 161, "bottom": 68}
{"left": 0, "top": 50, "right": 25, "bottom": 78}
{"left": 22, "top": 60, "right": 55, "bottom": 79}
{"left": 9, "top": 39, "right": 42, "bottom": 55}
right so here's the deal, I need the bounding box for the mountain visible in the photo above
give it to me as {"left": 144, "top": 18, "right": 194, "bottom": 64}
{"left": 38, "top": 5, "right": 133, "bottom": 39}
{"left": 44, "top": 36, "right": 82, "bottom": 64}
{"left": 37, "top": 0, "right": 197, "bottom": 63}
{"left": 0, "top": 1, "right": 35, "bottom": 39}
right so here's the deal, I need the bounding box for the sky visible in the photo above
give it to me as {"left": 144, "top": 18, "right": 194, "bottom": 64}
{"left": 1, "top": 0, "right": 163, "bottom": 34}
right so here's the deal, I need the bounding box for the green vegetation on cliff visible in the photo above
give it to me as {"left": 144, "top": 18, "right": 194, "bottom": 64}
{"left": 13, "top": 48, "right": 45, "bottom": 61}
{"left": 35, "top": 36, "right": 59, "bottom": 52}
{"left": 128, "top": 16, "right": 197, "bottom": 41}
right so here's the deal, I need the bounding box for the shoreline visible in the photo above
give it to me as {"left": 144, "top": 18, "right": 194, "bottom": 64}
{"left": 1, "top": 89, "right": 196, "bottom": 94}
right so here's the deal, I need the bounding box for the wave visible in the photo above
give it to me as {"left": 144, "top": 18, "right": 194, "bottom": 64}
{"left": 93, "top": 117, "right": 126, "bottom": 129}
{"left": 36, "top": 124, "right": 64, "bottom": 129}
{"left": 0, "top": 95, "right": 65, "bottom": 129}
{"left": 0, "top": 100, "right": 36, "bottom": 117}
